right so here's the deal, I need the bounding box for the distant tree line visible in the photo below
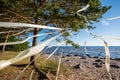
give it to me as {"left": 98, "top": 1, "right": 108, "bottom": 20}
{"left": 0, "top": 34, "right": 29, "bottom": 52}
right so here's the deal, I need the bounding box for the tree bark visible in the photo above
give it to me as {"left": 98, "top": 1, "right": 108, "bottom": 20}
{"left": 30, "top": 28, "right": 38, "bottom": 65}
{"left": 30, "top": 0, "right": 46, "bottom": 66}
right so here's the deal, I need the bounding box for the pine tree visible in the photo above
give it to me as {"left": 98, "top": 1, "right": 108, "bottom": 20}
{"left": 0, "top": 0, "right": 111, "bottom": 66}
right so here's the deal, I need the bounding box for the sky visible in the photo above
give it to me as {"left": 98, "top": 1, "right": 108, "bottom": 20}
{"left": 70, "top": 0, "right": 120, "bottom": 46}
{"left": 28, "top": 0, "right": 120, "bottom": 46}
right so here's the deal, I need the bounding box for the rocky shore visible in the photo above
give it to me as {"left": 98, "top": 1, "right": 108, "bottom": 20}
{"left": 44, "top": 54, "right": 120, "bottom": 80}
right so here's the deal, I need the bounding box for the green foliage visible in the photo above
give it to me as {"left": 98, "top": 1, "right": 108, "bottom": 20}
{"left": 0, "top": 0, "right": 111, "bottom": 28}
{"left": 5, "top": 42, "right": 29, "bottom": 51}
{"left": 63, "top": 32, "right": 70, "bottom": 37}
{"left": 0, "top": 0, "right": 111, "bottom": 47}
{"left": 66, "top": 39, "right": 79, "bottom": 48}
{"left": 0, "top": 34, "right": 29, "bottom": 51}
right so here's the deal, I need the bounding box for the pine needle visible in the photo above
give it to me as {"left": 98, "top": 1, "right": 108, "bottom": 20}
{"left": 107, "top": 16, "right": 120, "bottom": 20}
{"left": 85, "top": 29, "right": 112, "bottom": 80}
{"left": 0, "top": 22, "right": 63, "bottom": 30}
{"left": 0, "top": 33, "right": 52, "bottom": 46}
{"left": 77, "top": 4, "right": 90, "bottom": 23}
{"left": 103, "top": 41, "right": 112, "bottom": 80}
{"left": 29, "top": 69, "right": 34, "bottom": 80}
{"left": 55, "top": 49, "right": 63, "bottom": 80}
{"left": 0, "top": 32, "right": 64, "bottom": 70}
{"left": 102, "top": 36, "right": 120, "bottom": 40}
{"left": 44, "top": 41, "right": 65, "bottom": 62}
{"left": 84, "top": 40, "right": 88, "bottom": 54}
{"left": 0, "top": 30, "right": 19, "bottom": 34}
{"left": 15, "top": 54, "right": 41, "bottom": 80}
{"left": 9, "top": 28, "right": 32, "bottom": 37}
{"left": 15, "top": 40, "right": 65, "bottom": 80}
{"left": 44, "top": 46, "right": 59, "bottom": 62}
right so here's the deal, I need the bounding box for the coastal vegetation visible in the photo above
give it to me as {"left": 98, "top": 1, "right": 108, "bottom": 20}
{"left": 0, "top": 51, "right": 71, "bottom": 80}
{"left": 0, "top": 0, "right": 114, "bottom": 80}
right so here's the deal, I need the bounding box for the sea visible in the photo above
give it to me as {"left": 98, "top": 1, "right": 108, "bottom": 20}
{"left": 43, "top": 46, "right": 120, "bottom": 59}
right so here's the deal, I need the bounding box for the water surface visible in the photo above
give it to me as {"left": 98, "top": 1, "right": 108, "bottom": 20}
{"left": 43, "top": 46, "right": 120, "bottom": 59}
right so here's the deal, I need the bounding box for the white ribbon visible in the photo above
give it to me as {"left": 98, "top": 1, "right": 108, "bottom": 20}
{"left": 0, "top": 22, "right": 63, "bottom": 30}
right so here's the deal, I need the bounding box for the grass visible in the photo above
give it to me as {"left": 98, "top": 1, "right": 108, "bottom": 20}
{"left": 0, "top": 51, "right": 19, "bottom": 59}
{"left": 0, "top": 51, "right": 71, "bottom": 80}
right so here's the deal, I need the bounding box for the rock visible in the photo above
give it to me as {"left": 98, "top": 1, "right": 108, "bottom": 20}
{"left": 93, "top": 56, "right": 99, "bottom": 58}
{"left": 62, "top": 55, "right": 66, "bottom": 58}
{"left": 115, "top": 58, "right": 120, "bottom": 60}
{"left": 81, "top": 56, "right": 86, "bottom": 59}
{"left": 66, "top": 59, "right": 69, "bottom": 61}
{"left": 93, "top": 59, "right": 104, "bottom": 68}
{"left": 94, "top": 59, "right": 103, "bottom": 62}
{"left": 66, "top": 54, "right": 72, "bottom": 57}
{"left": 56, "top": 53, "right": 59, "bottom": 55}
{"left": 112, "top": 77, "right": 118, "bottom": 80}
{"left": 86, "top": 54, "right": 91, "bottom": 58}
{"left": 83, "top": 61, "right": 89, "bottom": 63}
{"left": 73, "top": 63, "right": 83, "bottom": 69}
{"left": 110, "top": 64, "right": 120, "bottom": 69}
{"left": 93, "top": 63, "right": 102, "bottom": 68}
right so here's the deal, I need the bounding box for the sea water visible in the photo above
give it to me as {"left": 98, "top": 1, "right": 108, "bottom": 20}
{"left": 43, "top": 46, "right": 120, "bottom": 59}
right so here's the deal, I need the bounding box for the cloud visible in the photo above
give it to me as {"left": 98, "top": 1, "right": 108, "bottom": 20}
{"left": 101, "top": 19, "right": 110, "bottom": 26}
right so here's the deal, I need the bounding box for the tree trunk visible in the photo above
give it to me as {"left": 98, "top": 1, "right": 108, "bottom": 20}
{"left": 30, "top": 0, "right": 46, "bottom": 66}
{"left": 1, "top": 32, "right": 9, "bottom": 54}
{"left": 30, "top": 28, "right": 38, "bottom": 65}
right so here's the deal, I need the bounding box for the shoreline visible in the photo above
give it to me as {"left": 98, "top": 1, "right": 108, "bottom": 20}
{"left": 45, "top": 53, "right": 120, "bottom": 60}
{"left": 43, "top": 54, "right": 120, "bottom": 80}
{"left": 43, "top": 46, "right": 120, "bottom": 59}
